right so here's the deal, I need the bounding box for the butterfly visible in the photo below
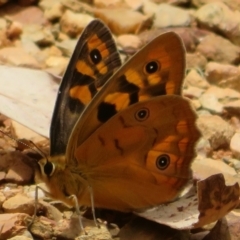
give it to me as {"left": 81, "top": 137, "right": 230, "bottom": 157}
{"left": 36, "top": 19, "right": 200, "bottom": 217}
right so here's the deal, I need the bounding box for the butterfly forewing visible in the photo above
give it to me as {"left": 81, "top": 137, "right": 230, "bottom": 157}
{"left": 50, "top": 20, "right": 121, "bottom": 156}
{"left": 67, "top": 31, "right": 185, "bottom": 160}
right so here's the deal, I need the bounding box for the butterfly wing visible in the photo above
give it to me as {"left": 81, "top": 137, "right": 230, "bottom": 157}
{"left": 73, "top": 95, "right": 200, "bottom": 210}
{"left": 67, "top": 30, "right": 186, "bottom": 160}
{"left": 50, "top": 20, "right": 121, "bottom": 156}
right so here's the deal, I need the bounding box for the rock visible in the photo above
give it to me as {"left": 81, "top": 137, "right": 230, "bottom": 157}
{"left": 186, "top": 52, "right": 207, "bottom": 70}
{"left": 0, "top": 151, "right": 34, "bottom": 184}
{"left": 94, "top": 8, "right": 152, "bottom": 35}
{"left": 117, "top": 34, "right": 142, "bottom": 49}
{"left": 199, "top": 93, "right": 224, "bottom": 114}
{"left": 0, "top": 47, "right": 41, "bottom": 68}
{"left": 205, "top": 62, "right": 240, "bottom": 92}
{"left": 6, "top": 21, "right": 23, "bottom": 39}
{"left": 22, "top": 24, "right": 55, "bottom": 46}
{"left": 230, "top": 132, "right": 240, "bottom": 158}
{"left": 3, "top": 194, "right": 35, "bottom": 215}
{"left": 55, "top": 39, "right": 78, "bottom": 57}
{"left": 195, "top": 137, "right": 212, "bottom": 158}
{"left": 45, "top": 55, "right": 69, "bottom": 74}
{"left": 183, "top": 86, "right": 204, "bottom": 98}
{"left": 12, "top": 120, "right": 46, "bottom": 143}
{"left": 205, "top": 86, "right": 240, "bottom": 104}
{"left": 225, "top": 210, "right": 240, "bottom": 240}
{"left": 197, "top": 115, "right": 235, "bottom": 150}
{"left": 44, "top": 2, "right": 64, "bottom": 21}
{"left": 192, "top": 0, "right": 240, "bottom": 12}
{"left": 152, "top": 3, "right": 193, "bottom": 28}
{"left": 196, "top": 2, "right": 240, "bottom": 45}
{"left": 0, "top": 4, "right": 48, "bottom": 25}
{"left": 196, "top": 34, "right": 240, "bottom": 64}
{"left": 192, "top": 157, "right": 238, "bottom": 185}
{"left": 60, "top": 10, "right": 94, "bottom": 38}
{"left": 184, "top": 69, "right": 210, "bottom": 89}
{"left": 39, "top": 0, "right": 64, "bottom": 21}
{"left": 224, "top": 100, "right": 240, "bottom": 116}
{"left": 0, "top": 213, "right": 31, "bottom": 240}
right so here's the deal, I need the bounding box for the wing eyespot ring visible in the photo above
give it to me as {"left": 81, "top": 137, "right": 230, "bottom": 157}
{"left": 90, "top": 49, "right": 102, "bottom": 64}
{"left": 135, "top": 108, "right": 149, "bottom": 121}
{"left": 156, "top": 154, "right": 170, "bottom": 170}
{"left": 144, "top": 60, "right": 160, "bottom": 74}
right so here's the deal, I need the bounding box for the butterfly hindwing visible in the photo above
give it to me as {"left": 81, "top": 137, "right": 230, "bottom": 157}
{"left": 50, "top": 20, "right": 121, "bottom": 156}
{"left": 73, "top": 95, "right": 200, "bottom": 210}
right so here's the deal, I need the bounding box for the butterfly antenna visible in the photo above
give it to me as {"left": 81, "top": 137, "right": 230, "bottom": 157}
{"left": 0, "top": 129, "right": 48, "bottom": 161}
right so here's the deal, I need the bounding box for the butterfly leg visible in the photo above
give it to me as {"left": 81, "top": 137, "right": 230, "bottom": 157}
{"left": 88, "top": 186, "right": 100, "bottom": 228}
{"left": 28, "top": 185, "right": 46, "bottom": 229}
{"left": 67, "top": 194, "right": 87, "bottom": 234}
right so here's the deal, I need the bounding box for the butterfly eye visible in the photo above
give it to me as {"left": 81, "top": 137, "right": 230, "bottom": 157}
{"left": 90, "top": 49, "right": 102, "bottom": 64}
{"left": 156, "top": 154, "right": 170, "bottom": 170}
{"left": 135, "top": 108, "right": 149, "bottom": 121}
{"left": 44, "top": 161, "right": 55, "bottom": 176}
{"left": 144, "top": 60, "right": 160, "bottom": 74}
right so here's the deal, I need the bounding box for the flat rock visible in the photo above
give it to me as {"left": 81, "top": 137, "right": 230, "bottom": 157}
{"left": 197, "top": 115, "right": 235, "bottom": 150}
{"left": 0, "top": 213, "right": 31, "bottom": 239}
{"left": 0, "top": 47, "right": 41, "bottom": 68}
{"left": 196, "top": 34, "right": 240, "bottom": 64}
{"left": 94, "top": 8, "right": 152, "bottom": 35}
{"left": 0, "top": 151, "right": 34, "bottom": 184}
{"left": 196, "top": 2, "right": 240, "bottom": 45}
{"left": 60, "top": 10, "right": 94, "bottom": 38}
{"left": 205, "top": 62, "right": 240, "bottom": 92}
{"left": 186, "top": 52, "right": 207, "bottom": 70}
{"left": 199, "top": 92, "right": 224, "bottom": 114}
{"left": 151, "top": 3, "right": 193, "bottom": 28}
{"left": 184, "top": 68, "right": 210, "bottom": 89}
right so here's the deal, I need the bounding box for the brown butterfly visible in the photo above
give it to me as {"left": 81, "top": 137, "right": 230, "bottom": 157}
{"left": 36, "top": 19, "right": 200, "bottom": 218}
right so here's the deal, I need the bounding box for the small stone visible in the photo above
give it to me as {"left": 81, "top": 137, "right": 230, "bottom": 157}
{"left": 94, "top": 8, "right": 152, "bottom": 35}
{"left": 43, "top": 2, "right": 64, "bottom": 21}
{"left": 22, "top": 24, "right": 55, "bottom": 46}
{"left": 205, "top": 86, "right": 240, "bottom": 104}
{"left": 117, "top": 34, "right": 142, "bottom": 49}
{"left": 55, "top": 39, "right": 78, "bottom": 57}
{"left": 0, "top": 213, "right": 31, "bottom": 240}
{"left": 196, "top": 34, "right": 240, "bottom": 64}
{"left": 197, "top": 115, "right": 235, "bottom": 150}
{"left": 60, "top": 10, "right": 94, "bottom": 38}
{"left": 186, "top": 52, "right": 207, "bottom": 70}
{"left": 183, "top": 86, "right": 204, "bottom": 98}
{"left": 0, "top": 151, "right": 34, "bottom": 184}
{"left": 184, "top": 69, "right": 210, "bottom": 89}
{"left": 205, "top": 62, "right": 240, "bottom": 92}
{"left": 196, "top": 2, "right": 240, "bottom": 45}
{"left": 3, "top": 194, "right": 34, "bottom": 215}
{"left": 152, "top": 3, "right": 193, "bottom": 28}
{"left": 45, "top": 56, "right": 69, "bottom": 73}
{"left": 199, "top": 93, "right": 223, "bottom": 114}
{"left": 0, "top": 47, "right": 41, "bottom": 68}
{"left": 6, "top": 21, "right": 23, "bottom": 39}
